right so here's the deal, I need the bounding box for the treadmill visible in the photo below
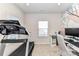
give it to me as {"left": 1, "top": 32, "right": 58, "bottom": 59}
{"left": 0, "top": 20, "right": 34, "bottom": 56}
{"left": 0, "top": 20, "right": 20, "bottom": 25}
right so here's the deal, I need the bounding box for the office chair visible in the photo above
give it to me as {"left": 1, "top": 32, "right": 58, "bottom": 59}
{"left": 57, "top": 34, "right": 75, "bottom": 56}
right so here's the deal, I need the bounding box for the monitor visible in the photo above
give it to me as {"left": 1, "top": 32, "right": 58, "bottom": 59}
{"left": 65, "top": 28, "right": 79, "bottom": 37}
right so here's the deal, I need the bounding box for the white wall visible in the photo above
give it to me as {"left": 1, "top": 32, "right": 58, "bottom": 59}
{"left": 0, "top": 3, "right": 25, "bottom": 41}
{"left": 62, "top": 13, "right": 79, "bottom": 28}
{"left": 24, "top": 13, "right": 63, "bottom": 44}
{"left": 0, "top": 3, "right": 25, "bottom": 55}
{"left": 67, "top": 20, "right": 79, "bottom": 28}
{"left": 0, "top": 3, "right": 24, "bottom": 26}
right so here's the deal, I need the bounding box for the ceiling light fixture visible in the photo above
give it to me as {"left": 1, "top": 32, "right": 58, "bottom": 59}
{"left": 58, "top": 3, "right": 61, "bottom": 6}
{"left": 26, "top": 3, "right": 30, "bottom": 6}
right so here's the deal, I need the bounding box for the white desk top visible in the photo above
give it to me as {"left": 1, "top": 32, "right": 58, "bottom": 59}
{"left": 65, "top": 38, "right": 79, "bottom": 53}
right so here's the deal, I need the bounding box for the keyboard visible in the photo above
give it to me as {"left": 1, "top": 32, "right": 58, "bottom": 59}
{"left": 65, "top": 39, "right": 79, "bottom": 47}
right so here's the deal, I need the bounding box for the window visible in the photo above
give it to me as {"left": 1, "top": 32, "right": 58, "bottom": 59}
{"left": 72, "top": 4, "right": 76, "bottom": 12}
{"left": 72, "top": 4, "right": 79, "bottom": 14}
{"left": 38, "top": 21, "right": 48, "bottom": 36}
{"left": 75, "top": 4, "right": 79, "bottom": 10}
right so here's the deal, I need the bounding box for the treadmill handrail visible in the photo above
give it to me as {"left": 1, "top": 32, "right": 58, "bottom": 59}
{"left": 1, "top": 39, "right": 28, "bottom": 43}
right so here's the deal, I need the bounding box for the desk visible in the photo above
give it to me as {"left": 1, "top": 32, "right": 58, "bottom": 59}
{"left": 64, "top": 38, "right": 79, "bottom": 55}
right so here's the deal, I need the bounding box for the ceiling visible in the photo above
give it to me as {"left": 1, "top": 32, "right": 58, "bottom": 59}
{"left": 15, "top": 3, "right": 72, "bottom": 13}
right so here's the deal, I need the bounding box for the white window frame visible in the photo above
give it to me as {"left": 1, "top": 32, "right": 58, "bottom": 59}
{"left": 38, "top": 21, "right": 48, "bottom": 37}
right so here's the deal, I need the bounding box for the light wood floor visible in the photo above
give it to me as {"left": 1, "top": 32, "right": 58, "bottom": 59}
{"left": 32, "top": 44, "right": 59, "bottom": 56}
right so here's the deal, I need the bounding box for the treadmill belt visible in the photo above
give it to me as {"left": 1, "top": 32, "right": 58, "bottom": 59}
{"left": 28, "top": 42, "right": 34, "bottom": 56}
{"left": 9, "top": 43, "right": 26, "bottom": 56}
